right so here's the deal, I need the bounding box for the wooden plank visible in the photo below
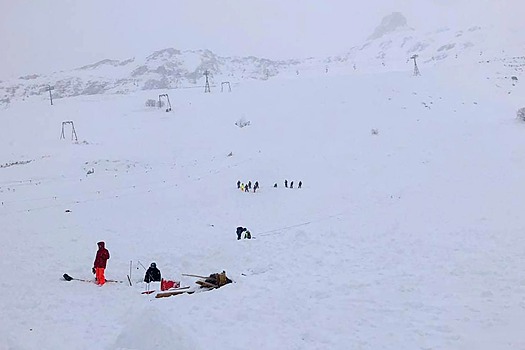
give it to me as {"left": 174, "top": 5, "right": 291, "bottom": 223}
{"left": 182, "top": 273, "right": 208, "bottom": 279}
{"left": 155, "top": 289, "right": 195, "bottom": 298}
{"left": 196, "top": 280, "right": 218, "bottom": 288}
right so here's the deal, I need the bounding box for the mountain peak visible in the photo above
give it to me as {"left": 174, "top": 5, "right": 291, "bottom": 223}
{"left": 367, "top": 12, "right": 411, "bottom": 41}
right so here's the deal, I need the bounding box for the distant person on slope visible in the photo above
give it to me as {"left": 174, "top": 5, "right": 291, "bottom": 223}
{"left": 144, "top": 262, "right": 161, "bottom": 283}
{"left": 236, "top": 226, "right": 244, "bottom": 240}
{"left": 92, "top": 241, "right": 110, "bottom": 285}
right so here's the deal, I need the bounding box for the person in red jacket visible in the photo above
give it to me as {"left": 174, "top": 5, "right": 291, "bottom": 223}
{"left": 92, "top": 241, "right": 110, "bottom": 285}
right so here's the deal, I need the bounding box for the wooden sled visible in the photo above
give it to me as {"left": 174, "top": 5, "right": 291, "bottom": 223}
{"left": 155, "top": 286, "right": 191, "bottom": 298}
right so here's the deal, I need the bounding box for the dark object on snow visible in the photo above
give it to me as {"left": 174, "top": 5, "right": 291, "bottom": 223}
{"left": 248, "top": 181, "right": 252, "bottom": 189}
{"left": 244, "top": 185, "right": 249, "bottom": 192}
{"left": 273, "top": 183, "right": 277, "bottom": 188}
{"left": 290, "top": 181, "right": 294, "bottom": 189}
{"left": 237, "top": 180, "right": 241, "bottom": 189}
{"left": 298, "top": 181, "right": 302, "bottom": 189}
{"left": 236, "top": 226, "right": 244, "bottom": 240}
{"left": 284, "top": 180, "right": 288, "bottom": 188}
{"left": 237, "top": 227, "right": 251, "bottom": 240}
{"left": 253, "top": 181, "right": 259, "bottom": 192}
{"left": 63, "top": 273, "right": 123, "bottom": 283}
{"left": 144, "top": 262, "right": 161, "bottom": 283}
{"left": 203, "top": 271, "right": 232, "bottom": 288}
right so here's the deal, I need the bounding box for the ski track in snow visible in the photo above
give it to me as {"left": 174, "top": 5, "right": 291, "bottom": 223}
{"left": 1, "top": 62, "right": 525, "bottom": 350}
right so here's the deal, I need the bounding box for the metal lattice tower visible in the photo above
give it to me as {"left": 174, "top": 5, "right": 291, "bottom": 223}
{"left": 410, "top": 54, "right": 421, "bottom": 76}
{"left": 204, "top": 70, "right": 211, "bottom": 93}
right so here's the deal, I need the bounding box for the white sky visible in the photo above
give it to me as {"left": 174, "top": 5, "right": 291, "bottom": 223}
{"left": 0, "top": 0, "right": 522, "bottom": 79}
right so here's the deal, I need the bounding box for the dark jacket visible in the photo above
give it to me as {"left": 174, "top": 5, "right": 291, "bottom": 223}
{"left": 236, "top": 226, "right": 244, "bottom": 240}
{"left": 144, "top": 267, "right": 161, "bottom": 283}
{"left": 93, "top": 241, "right": 110, "bottom": 269}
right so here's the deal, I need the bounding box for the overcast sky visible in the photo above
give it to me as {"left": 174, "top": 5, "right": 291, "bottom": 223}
{"left": 0, "top": 0, "right": 522, "bottom": 79}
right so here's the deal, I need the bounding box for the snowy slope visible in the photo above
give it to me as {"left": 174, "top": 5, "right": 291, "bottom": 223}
{"left": 1, "top": 47, "right": 525, "bottom": 350}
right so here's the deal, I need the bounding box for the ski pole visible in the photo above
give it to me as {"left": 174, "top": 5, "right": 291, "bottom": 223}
{"left": 137, "top": 260, "right": 147, "bottom": 271}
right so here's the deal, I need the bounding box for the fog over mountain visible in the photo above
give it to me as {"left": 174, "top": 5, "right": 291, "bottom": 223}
{"left": 367, "top": 12, "right": 412, "bottom": 41}
{"left": 1, "top": 11, "right": 523, "bottom": 105}
{"left": 0, "top": 0, "right": 523, "bottom": 79}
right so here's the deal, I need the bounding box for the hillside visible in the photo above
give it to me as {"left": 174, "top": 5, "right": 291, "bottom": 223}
{"left": 1, "top": 40, "right": 525, "bottom": 349}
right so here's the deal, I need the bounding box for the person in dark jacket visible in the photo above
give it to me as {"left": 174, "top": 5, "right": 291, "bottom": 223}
{"left": 236, "top": 226, "right": 244, "bottom": 240}
{"left": 93, "top": 241, "right": 110, "bottom": 285}
{"left": 144, "top": 262, "right": 161, "bottom": 283}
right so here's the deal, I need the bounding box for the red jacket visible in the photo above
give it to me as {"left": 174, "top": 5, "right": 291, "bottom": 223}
{"left": 93, "top": 241, "right": 110, "bottom": 268}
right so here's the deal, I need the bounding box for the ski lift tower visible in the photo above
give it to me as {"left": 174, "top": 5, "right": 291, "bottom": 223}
{"left": 158, "top": 94, "right": 172, "bottom": 112}
{"left": 410, "top": 54, "right": 421, "bottom": 76}
{"left": 204, "top": 70, "right": 211, "bottom": 93}
{"left": 46, "top": 85, "right": 54, "bottom": 105}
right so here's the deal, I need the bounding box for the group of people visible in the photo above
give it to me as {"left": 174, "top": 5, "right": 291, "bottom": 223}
{"left": 272, "top": 180, "right": 303, "bottom": 188}
{"left": 236, "top": 226, "right": 252, "bottom": 240}
{"left": 237, "top": 180, "right": 259, "bottom": 193}
{"left": 237, "top": 180, "right": 304, "bottom": 191}
{"left": 284, "top": 180, "right": 302, "bottom": 189}
{"left": 92, "top": 241, "right": 161, "bottom": 285}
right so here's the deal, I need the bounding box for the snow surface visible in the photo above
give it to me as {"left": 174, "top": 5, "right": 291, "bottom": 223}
{"left": 1, "top": 58, "right": 525, "bottom": 350}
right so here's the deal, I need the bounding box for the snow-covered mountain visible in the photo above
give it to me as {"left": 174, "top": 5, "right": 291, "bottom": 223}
{"left": 0, "top": 48, "right": 299, "bottom": 104}
{"left": 0, "top": 12, "right": 523, "bottom": 105}
{"left": 330, "top": 12, "right": 524, "bottom": 72}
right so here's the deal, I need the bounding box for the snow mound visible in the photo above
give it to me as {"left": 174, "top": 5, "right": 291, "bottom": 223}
{"left": 111, "top": 307, "right": 197, "bottom": 350}
{"left": 368, "top": 12, "right": 412, "bottom": 40}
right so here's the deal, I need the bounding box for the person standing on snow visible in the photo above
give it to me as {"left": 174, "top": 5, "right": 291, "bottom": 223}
{"left": 144, "top": 262, "right": 161, "bottom": 283}
{"left": 92, "top": 241, "right": 110, "bottom": 285}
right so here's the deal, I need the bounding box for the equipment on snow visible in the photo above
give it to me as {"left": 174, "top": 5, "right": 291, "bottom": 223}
{"left": 155, "top": 286, "right": 192, "bottom": 298}
{"left": 185, "top": 271, "right": 232, "bottom": 288}
{"left": 160, "top": 278, "right": 179, "bottom": 291}
{"left": 63, "top": 273, "right": 123, "bottom": 284}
